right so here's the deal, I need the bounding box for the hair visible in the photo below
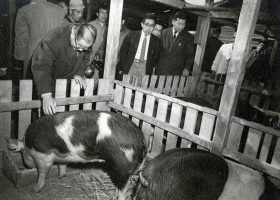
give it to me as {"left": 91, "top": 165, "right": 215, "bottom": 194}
{"left": 74, "top": 23, "right": 97, "bottom": 44}
{"left": 97, "top": 3, "right": 109, "bottom": 12}
{"left": 173, "top": 11, "right": 186, "bottom": 20}
{"left": 142, "top": 13, "right": 156, "bottom": 23}
{"left": 155, "top": 19, "right": 164, "bottom": 27}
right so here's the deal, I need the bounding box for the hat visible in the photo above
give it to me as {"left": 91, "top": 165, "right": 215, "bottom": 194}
{"left": 69, "top": 0, "right": 85, "bottom": 9}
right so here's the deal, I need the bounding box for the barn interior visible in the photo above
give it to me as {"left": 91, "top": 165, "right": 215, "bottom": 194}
{"left": 1, "top": 0, "right": 280, "bottom": 199}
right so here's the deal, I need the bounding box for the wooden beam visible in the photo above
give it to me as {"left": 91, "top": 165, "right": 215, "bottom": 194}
{"left": 188, "top": 14, "right": 211, "bottom": 97}
{"left": 150, "top": 0, "right": 185, "bottom": 9}
{"left": 211, "top": 0, "right": 262, "bottom": 154}
{"left": 8, "top": 0, "right": 16, "bottom": 69}
{"left": 103, "top": 0, "right": 123, "bottom": 79}
{"left": 86, "top": 0, "right": 92, "bottom": 22}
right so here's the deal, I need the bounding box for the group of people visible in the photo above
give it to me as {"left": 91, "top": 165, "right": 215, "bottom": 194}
{"left": 13, "top": 0, "right": 109, "bottom": 115}
{"left": 117, "top": 11, "right": 195, "bottom": 79}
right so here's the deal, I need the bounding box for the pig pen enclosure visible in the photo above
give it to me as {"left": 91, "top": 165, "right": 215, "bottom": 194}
{"left": 1, "top": 74, "right": 280, "bottom": 199}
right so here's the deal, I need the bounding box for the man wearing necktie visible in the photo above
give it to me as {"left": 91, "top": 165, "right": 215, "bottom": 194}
{"left": 156, "top": 11, "right": 195, "bottom": 76}
{"left": 117, "top": 13, "right": 162, "bottom": 78}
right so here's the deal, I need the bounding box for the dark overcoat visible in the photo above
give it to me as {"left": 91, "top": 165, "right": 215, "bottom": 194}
{"left": 156, "top": 27, "right": 195, "bottom": 75}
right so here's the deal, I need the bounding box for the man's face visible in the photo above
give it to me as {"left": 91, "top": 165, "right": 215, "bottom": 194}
{"left": 97, "top": 8, "right": 109, "bottom": 23}
{"left": 70, "top": 9, "right": 84, "bottom": 23}
{"left": 152, "top": 24, "right": 163, "bottom": 37}
{"left": 141, "top": 18, "right": 155, "bottom": 36}
{"left": 172, "top": 18, "right": 186, "bottom": 33}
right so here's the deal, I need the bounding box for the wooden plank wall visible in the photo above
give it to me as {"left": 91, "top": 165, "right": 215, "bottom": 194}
{"left": 109, "top": 80, "right": 280, "bottom": 180}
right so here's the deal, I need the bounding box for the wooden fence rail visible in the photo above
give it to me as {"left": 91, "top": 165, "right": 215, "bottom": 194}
{"left": 110, "top": 80, "right": 280, "bottom": 180}
{"left": 1, "top": 77, "right": 280, "bottom": 182}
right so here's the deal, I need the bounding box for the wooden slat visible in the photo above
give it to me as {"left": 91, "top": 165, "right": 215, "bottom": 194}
{"left": 271, "top": 138, "right": 280, "bottom": 168}
{"left": 149, "top": 75, "right": 158, "bottom": 91}
{"left": 259, "top": 134, "right": 273, "bottom": 163}
{"left": 122, "top": 87, "right": 133, "bottom": 118}
{"left": 69, "top": 80, "right": 81, "bottom": 111}
{"left": 244, "top": 128, "right": 262, "bottom": 159}
{"left": 18, "top": 80, "right": 32, "bottom": 140}
{"left": 163, "top": 76, "right": 173, "bottom": 95}
{"left": 122, "top": 74, "right": 131, "bottom": 84}
{"left": 0, "top": 81, "right": 12, "bottom": 153}
{"left": 177, "top": 76, "right": 186, "bottom": 97}
{"left": 170, "top": 76, "right": 180, "bottom": 97}
{"left": 114, "top": 84, "right": 124, "bottom": 104}
{"left": 156, "top": 76, "right": 166, "bottom": 94}
{"left": 108, "top": 101, "right": 212, "bottom": 149}
{"left": 82, "top": 79, "right": 95, "bottom": 110}
{"left": 198, "top": 112, "right": 216, "bottom": 150}
{"left": 55, "top": 79, "right": 67, "bottom": 112}
{"left": 181, "top": 107, "right": 198, "bottom": 148}
{"left": 141, "top": 75, "right": 149, "bottom": 89}
{"left": 96, "top": 79, "right": 112, "bottom": 111}
{"left": 150, "top": 99, "right": 168, "bottom": 157}
{"left": 132, "top": 91, "right": 143, "bottom": 126}
{"left": 227, "top": 122, "right": 244, "bottom": 152}
{"left": 113, "top": 80, "right": 218, "bottom": 115}
{"left": 141, "top": 94, "right": 156, "bottom": 152}
{"left": 184, "top": 76, "right": 193, "bottom": 97}
{"left": 165, "top": 103, "right": 183, "bottom": 151}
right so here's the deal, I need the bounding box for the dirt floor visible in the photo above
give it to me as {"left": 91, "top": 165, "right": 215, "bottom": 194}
{"left": 0, "top": 166, "right": 138, "bottom": 200}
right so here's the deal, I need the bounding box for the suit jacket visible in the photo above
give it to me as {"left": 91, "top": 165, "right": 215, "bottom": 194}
{"left": 156, "top": 27, "right": 195, "bottom": 75}
{"left": 31, "top": 24, "right": 92, "bottom": 96}
{"left": 14, "top": 0, "right": 66, "bottom": 61}
{"left": 118, "top": 31, "right": 161, "bottom": 76}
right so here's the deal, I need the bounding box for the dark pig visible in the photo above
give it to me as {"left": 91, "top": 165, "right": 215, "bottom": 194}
{"left": 135, "top": 148, "right": 280, "bottom": 200}
{"left": 7, "top": 110, "right": 147, "bottom": 200}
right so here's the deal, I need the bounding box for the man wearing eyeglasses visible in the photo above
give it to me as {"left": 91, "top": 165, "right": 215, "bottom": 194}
{"left": 117, "top": 13, "right": 162, "bottom": 79}
{"left": 88, "top": 3, "right": 109, "bottom": 62}
{"left": 31, "top": 23, "right": 97, "bottom": 115}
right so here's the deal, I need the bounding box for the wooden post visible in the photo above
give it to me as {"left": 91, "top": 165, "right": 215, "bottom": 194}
{"left": 187, "top": 14, "right": 210, "bottom": 97}
{"left": 8, "top": 0, "right": 16, "bottom": 70}
{"left": 103, "top": 0, "right": 123, "bottom": 80}
{"left": 211, "top": 0, "right": 262, "bottom": 154}
{"left": 86, "top": 0, "right": 92, "bottom": 22}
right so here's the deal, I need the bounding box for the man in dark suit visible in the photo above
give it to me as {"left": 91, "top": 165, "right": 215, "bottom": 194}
{"left": 156, "top": 11, "right": 195, "bottom": 76}
{"left": 117, "top": 13, "right": 162, "bottom": 79}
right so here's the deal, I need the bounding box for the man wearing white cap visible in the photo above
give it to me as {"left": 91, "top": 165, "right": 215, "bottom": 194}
{"left": 64, "top": 0, "right": 85, "bottom": 24}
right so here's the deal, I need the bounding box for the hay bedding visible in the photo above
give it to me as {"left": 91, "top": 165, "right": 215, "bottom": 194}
{"left": 20, "top": 168, "right": 138, "bottom": 200}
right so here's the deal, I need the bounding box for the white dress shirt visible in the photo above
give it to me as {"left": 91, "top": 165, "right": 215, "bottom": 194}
{"left": 134, "top": 31, "right": 151, "bottom": 61}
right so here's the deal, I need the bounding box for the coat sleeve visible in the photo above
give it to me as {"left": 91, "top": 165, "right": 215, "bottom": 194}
{"left": 14, "top": 9, "right": 29, "bottom": 60}
{"left": 118, "top": 32, "right": 132, "bottom": 73}
{"left": 31, "top": 39, "right": 56, "bottom": 96}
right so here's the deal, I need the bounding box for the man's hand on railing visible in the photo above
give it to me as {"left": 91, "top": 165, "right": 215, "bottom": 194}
{"left": 74, "top": 75, "right": 87, "bottom": 89}
{"left": 42, "top": 93, "right": 56, "bottom": 115}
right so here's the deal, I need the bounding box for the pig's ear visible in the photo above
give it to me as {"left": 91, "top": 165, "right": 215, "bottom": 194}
{"left": 139, "top": 172, "right": 149, "bottom": 187}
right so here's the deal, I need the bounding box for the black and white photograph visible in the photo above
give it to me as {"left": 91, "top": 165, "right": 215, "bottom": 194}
{"left": 0, "top": 0, "right": 280, "bottom": 199}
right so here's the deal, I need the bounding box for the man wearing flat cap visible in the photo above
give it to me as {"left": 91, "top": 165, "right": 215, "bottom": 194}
{"left": 64, "top": 0, "right": 85, "bottom": 24}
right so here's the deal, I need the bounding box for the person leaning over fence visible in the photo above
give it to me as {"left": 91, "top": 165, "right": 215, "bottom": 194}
{"left": 31, "top": 23, "right": 97, "bottom": 115}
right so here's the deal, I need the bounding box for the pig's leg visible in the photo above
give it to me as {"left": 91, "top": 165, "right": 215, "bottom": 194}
{"left": 32, "top": 152, "right": 54, "bottom": 192}
{"left": 118, "top": 179, "right": 130, "bottom": 200}
{"left": 58, "top": 164, "right": 67, "bottom": 178}
{"left": 22, "top": 149, "right": 36, "bottom": 168}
